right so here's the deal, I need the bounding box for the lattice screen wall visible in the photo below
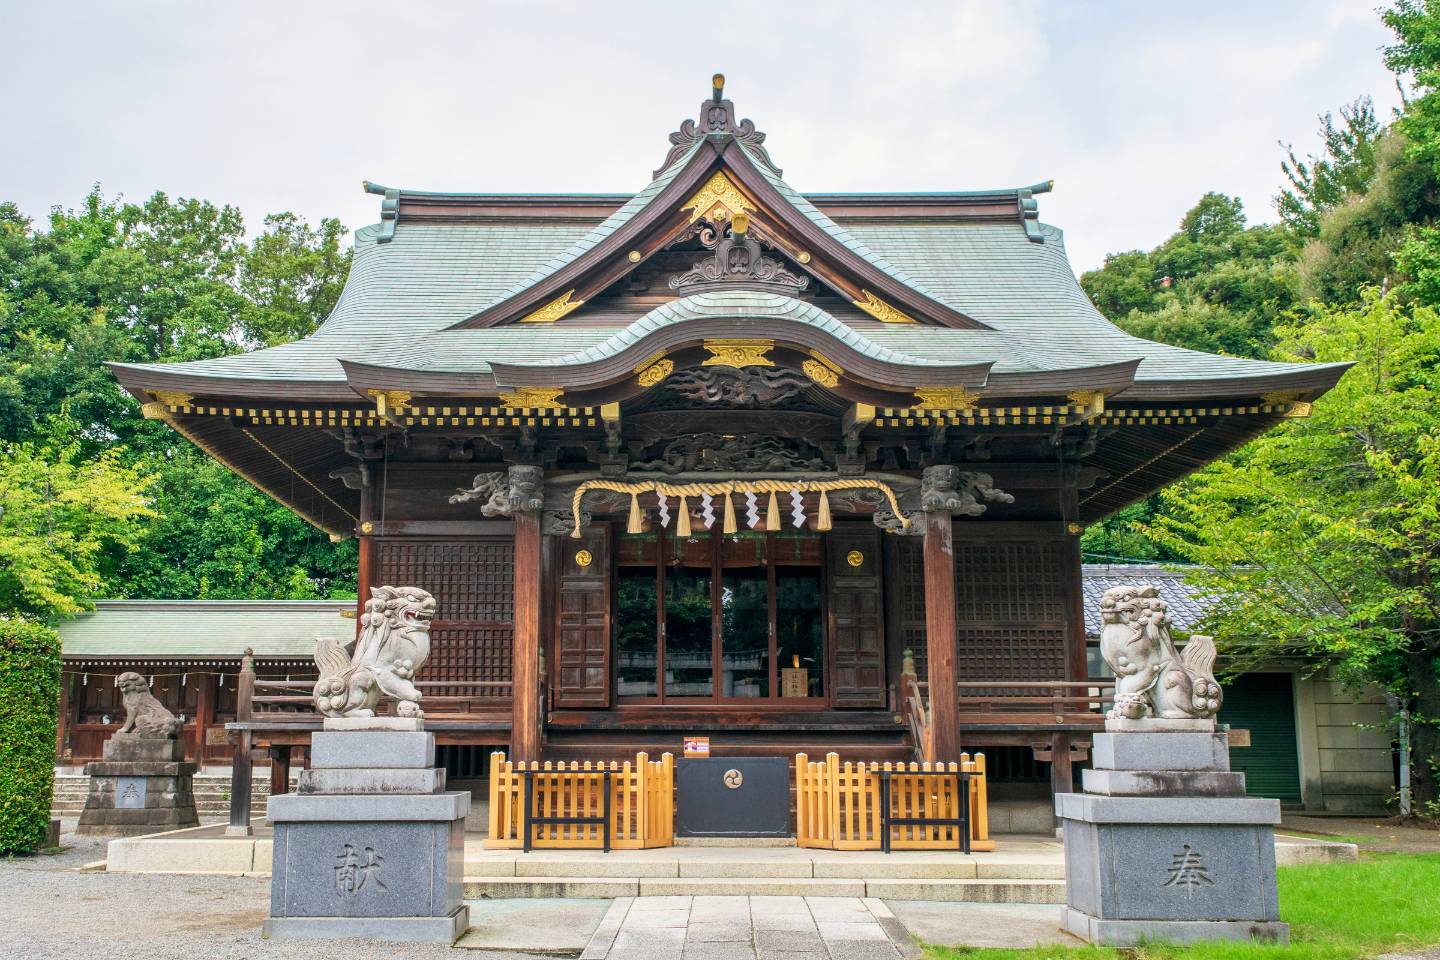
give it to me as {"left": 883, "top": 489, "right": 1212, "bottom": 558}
{"left": 892, "top": 534, "right": 1073, "bottom": 684}
{"left": 375, "top": 538, "right": 515, "bottom": 696}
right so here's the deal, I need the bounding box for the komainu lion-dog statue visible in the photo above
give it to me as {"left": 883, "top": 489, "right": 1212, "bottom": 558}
{"left": 1099, "top": 584, "right": 1223, "bottom": 723}
{"left": 313, "top": 585, "right": 437, "bottom": 718}
{"left": 114, "top": 671, "right": 184, "bottom": 738}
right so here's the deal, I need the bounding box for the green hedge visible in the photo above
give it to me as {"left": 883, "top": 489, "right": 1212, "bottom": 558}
{"left": 0, "top": 619, "right": 61, "bottom": 854}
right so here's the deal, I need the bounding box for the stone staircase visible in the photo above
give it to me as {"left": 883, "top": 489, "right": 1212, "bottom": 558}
{"left": 460, "top": 848, "right": 1066, "bottom": 903}
{"left": 51, "top": 771, "right": 274, "bottom": 819}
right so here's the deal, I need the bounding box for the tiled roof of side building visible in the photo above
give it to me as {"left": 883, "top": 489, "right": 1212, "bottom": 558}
{"left": 1081, "top": 565, "right": 1213, "bottom": 638}
{"left": 57, "top": 600, "right": 353, "bottom": 659}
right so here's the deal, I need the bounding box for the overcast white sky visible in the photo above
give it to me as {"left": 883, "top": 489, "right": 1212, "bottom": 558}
{"left": 0, "top": 1, "right": 1403, "bottom": 273}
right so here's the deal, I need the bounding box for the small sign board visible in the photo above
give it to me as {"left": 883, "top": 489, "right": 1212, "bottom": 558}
{"left": 1227, "top": 728, "right": 1252, "bottom": 747}
{"left": 683, "top": 736, "right": 710, "bottom": 758}
{"left": 205, "top": 727, "right": 232, "bottom": 746}
{"left": 781, "top": 667, "right": 809, "bottom": 699}
{"left": 114, "top": 776, "right": 147, "bottom": 809}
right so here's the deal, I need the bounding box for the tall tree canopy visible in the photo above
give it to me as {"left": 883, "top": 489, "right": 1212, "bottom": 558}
{"left": 0, "top": 187, "right": 355, "bottom": 618}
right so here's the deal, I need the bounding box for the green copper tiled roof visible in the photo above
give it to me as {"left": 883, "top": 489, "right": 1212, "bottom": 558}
{"left": 58, "top": 600, "right": 351, "bottom": 659}
{"left": 116, "top": 210, "right": 1343, "bottom": 392}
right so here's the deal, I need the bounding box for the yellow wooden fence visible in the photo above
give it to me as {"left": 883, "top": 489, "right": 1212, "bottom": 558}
{"left": 485, "top": 752, "right": 675, "bottom": 849}
{"left": 794, "top": 752, "right": 993, "bottom": 852}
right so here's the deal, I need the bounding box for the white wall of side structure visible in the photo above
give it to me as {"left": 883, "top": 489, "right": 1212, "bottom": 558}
{"left": 1295, "top": 673, "right": 1394, "bottom": 814}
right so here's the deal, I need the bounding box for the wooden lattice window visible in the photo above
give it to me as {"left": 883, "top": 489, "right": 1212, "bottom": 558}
{"left": 375, "top": 538, "right": 514, "bottom": 696}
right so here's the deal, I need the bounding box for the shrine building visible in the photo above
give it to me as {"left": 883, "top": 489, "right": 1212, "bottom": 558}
{"left": 103, "top": 77, "right": 1347, "bottom": 800}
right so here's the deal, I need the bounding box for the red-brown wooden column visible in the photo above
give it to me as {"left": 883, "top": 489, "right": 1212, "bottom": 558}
{"left": 355, "top": 463, "right": 376, "bottom": 632}
{"left": 921, "top": 466, "right": 961, "bottom": 763}
{"left": 510, "top": 491, "right": 544, "bottom": 763}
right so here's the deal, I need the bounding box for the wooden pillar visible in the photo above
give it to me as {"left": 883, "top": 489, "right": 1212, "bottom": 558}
{"left": 1050, "top": 732, "right": 1075, "bottom": 796}
{"left": 226, "top": 730, "right": 253, "bottom": 836}
{"left": 193, "top": 671, "right": 215, "bottom": 770}
{"left": 269, "top": 746, "right": 291, "bottom": 796}
{"left": 226, "top": 648, "right": 255, "bottom": 836}
{"left": 356, "top": 465, "right": 376, "bottom": 633}
{"left": 511, "top": 508, "right": 543, "bottom": 763}
{"left": 923, "top": 509, "right": 960, "bottom": 763}
{"left": 55, "top": 667, "right": 75, "bottom": 763}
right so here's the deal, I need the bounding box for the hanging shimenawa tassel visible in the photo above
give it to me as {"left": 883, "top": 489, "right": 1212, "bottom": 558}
{"left": 766, "top": 491, "right": 782, "bottom": 531}
{"left": 817, "top": 490, "right": 833, "bottom": 531}
{"left": 627, "top": 492, "right": 644, "bottom": 534}
{"left": 677, "top": 495, "right": 692, "bottom": 537}
{"left": 723, "top": 492, "right": 738, "bottom": 534}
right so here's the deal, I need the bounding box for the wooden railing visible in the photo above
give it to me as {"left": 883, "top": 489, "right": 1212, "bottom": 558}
{"left": 234, "top": 650, "right": 513, "bottom": 724}
{"left": 898, "top": 649, "right": 1114, "bottom": 762}
{"left": 795, "top": 752, "right": 993, "bottom": 852}
{"left": 485, "top": 752, "right": 675, "bottom": 850}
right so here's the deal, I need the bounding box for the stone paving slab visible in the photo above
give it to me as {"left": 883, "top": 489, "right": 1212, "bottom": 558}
{"left": 888, "top": 900, "right": 1077, "bottom": 949}
{"left": 580, "top": 895, "right": 907, "bottom": 959}
{"left": 452, "top": 898, "right": 610, "bottom": 953}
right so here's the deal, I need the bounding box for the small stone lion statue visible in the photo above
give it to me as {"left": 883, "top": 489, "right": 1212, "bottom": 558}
{"left": 114, "top": 672, "right": 183, "bottom": 739}
{"left": 1099, "top": 584, "right": 1223, "bottom": 724}
{"left": 313, "top": 585, "right": 436, "bottom": 719}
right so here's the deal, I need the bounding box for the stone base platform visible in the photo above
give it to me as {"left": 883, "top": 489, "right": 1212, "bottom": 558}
{"left": 77, "top": 736, "right": 198, "bottom": 837}
{"left": 265, "top": 728, "right": 470, "bottom": 945}
{"left": 1062, "top": 907, "right": 1290, "bottom": 945}
{"left": 262, "top": 905, "right": 469, "bottom": 943}
{"left": 1057, "top": 732, "right": 1291, "bottom": 946}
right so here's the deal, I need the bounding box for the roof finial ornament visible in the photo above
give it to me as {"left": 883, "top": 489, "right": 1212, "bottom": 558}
{"left": 653, "top": 75, "right": 783, "bottom": 180}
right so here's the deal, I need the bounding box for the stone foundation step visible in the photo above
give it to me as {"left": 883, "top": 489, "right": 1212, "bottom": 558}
{"left": 50, "top": 773, "right": 274, "bottom": 818}
{"left": 465, "top": 856, "right": 1063, "bottom": 880}
{"left": 461, "top": 875, "right": 1066, "bottom": 902}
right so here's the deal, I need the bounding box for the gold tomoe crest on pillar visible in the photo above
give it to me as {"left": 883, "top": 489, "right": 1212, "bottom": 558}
{"left": 853, "top": 290, "right": 915, "bottom": 324}
{"left": 681, "top": 171, "right": 756, "bottom": 224}
{"left": 912, "top": 386, "right": 980, "bottom": 411}
{"left": 499, "top": 386, "right": 566, "bottom": 410}
{"left": 519, "top": 289, "right": 585, "bottom": 324}
{"left": 702, "top": 338, "right": 774, "bottom": 368}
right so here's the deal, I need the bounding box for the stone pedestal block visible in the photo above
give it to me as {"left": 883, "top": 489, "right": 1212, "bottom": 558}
{"left": 1057, "top": 732, "right": 1289, "bottom": 946}
{"left": 264, "top": 727, "right": 469, "bottom": 944}
{"left": 76, "top": 735, "right": 198, "bottom": 837}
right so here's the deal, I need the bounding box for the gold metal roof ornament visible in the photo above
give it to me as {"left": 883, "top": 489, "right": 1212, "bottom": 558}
{"left": 636, "top": 358, "right": 675, "bottom": 386}
{"left": 520, "top": 289, "right": 585, "bottom": 324}
{"left": 853, "top": 290, "right": 915, "bottom": 324}
{"left": 499, "top": 387, "right": 566, "bottom": 410}
{"left": 912, "top": 386, "right": 980, "bottom": 411}
{"left": 681, "top": 171, "right": 756, "bottom": 224}
{"left": 366, "top": 389, "right": 413, "bottom": 422}
{"left": 701, "top": 338, "right": 774, "bottom": 368}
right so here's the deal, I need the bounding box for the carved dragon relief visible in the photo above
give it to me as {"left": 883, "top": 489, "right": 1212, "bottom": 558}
{"left": 449, "top": 465, "right": 545, "bottom": 516}
{"left": 631, "top": 433, "right": 830, "bottom": 474}
{"left": 656, "top": 366, "right": 814, "bottom": 408}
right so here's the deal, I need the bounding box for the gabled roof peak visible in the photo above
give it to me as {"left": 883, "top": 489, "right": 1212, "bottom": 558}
{"left": 655, "top": 74, "right": 782, "bottom": 179}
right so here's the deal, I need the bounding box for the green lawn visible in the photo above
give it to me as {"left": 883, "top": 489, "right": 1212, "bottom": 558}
{"left": 924, "top": 854, "right": 1440, "bottom": 960}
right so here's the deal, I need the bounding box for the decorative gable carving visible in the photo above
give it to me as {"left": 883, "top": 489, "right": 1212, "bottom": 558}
{"left": 655, "top": 74, "right": 783, "bottom": 179}
{"left": 669, "top": 214, "right": 809, "bottom": 296}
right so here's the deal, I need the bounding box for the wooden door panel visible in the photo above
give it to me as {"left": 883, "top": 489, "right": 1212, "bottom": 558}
{"left": 553, "top": 528, "right": 611, "bottom": 707}
{"left": 827, "top": 525, "right": 886, "bottom": 707}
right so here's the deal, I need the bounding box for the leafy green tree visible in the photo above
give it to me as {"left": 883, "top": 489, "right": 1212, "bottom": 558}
{"left": 240, "top": 212, "right": 350, "bottom": 347}
{"left": 0, "top": 187, "right": 357, "bottom": 604}
{"left": 1148, "top": 290, "right": 1440, "bottom": 805}
{"left": 0, "top": 419, "right": 155, "bottom": 621}
{"left": 1278, "top": 97, "right": 1386, "bottom": 236}
{"left": 1082, "top": 193, "right": 1298, "bottom": 361}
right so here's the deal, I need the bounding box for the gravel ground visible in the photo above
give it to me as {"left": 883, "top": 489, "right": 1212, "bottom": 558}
{"left": 0, "top": 832, "right": 548, "bottom": 960}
